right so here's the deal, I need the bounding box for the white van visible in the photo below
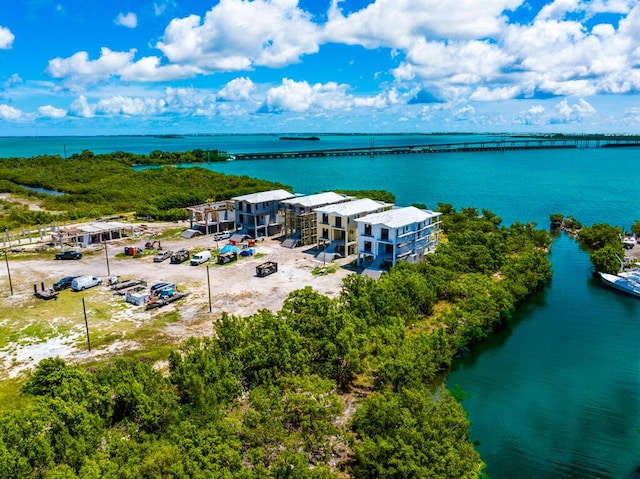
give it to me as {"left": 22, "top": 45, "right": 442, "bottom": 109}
{"left": 71, "top": 275, "right": 102, "bottom": 291}
{"left": 190, "top": 250, "right": 212, "bottom": 266}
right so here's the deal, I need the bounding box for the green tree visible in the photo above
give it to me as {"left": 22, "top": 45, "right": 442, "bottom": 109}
{"left": 590, "top": 244, "right": 624, "bottom": 274}
{"left": 350, "top": 387, "right": 483, "bottom": 478}
{"left": 549, "top": 213, "right": 564, "bottom": 229}
{"left": 578, "top": 223, "right": 622, "bottom": 249}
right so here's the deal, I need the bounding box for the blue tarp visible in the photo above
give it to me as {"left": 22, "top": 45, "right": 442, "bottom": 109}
{"left": 220, "top": 244, "right": 240, "bottom": 254}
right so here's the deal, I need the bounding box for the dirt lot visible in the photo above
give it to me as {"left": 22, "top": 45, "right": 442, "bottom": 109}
{"left": 0, "top": 223, "right": 353, "bottom": 379}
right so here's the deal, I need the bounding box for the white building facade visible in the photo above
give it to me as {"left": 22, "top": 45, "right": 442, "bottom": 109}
{"left": 314, "top": 198, "right": 391, "bottom": 259}
{"left": 355, "top": 206, "right": 442, "bottom": 268}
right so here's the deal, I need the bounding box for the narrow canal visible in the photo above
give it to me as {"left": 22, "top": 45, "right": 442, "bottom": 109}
{"left": 448, "top": 234, "right": 640, "bottom": 478}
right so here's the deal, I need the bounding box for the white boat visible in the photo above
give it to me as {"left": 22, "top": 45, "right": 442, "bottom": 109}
{"left": 622, "top": 236, "right": 636, "bottom": 249}
{"left": 599, "top": 269, "right": 640, "bottom": 298}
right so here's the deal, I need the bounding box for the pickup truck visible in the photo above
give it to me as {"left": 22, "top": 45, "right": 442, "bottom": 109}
{"left": 55, "top": 250, "right": 82, "bottom": 260}
{"left": 213, "top": 231, "right": 231, "bottom": 241}
{"left": 153, "top": 250, "right": 172, "bottom": 262}
{"left": 53, "top": 276, "right": 77, "bottom": 291}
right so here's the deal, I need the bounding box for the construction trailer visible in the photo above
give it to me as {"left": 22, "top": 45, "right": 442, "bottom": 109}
{"left": 217, "top": 251, "right": 237, "bottom": 264}
{"left": 170, "top": 249, "right": 189, "bottom": 264}
{"left": 256, "top": 261, "right": 278, "bottom": 277}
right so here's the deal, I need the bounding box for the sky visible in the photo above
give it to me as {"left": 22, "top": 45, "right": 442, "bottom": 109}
{"left": 1, "top": 0, "right": 640, "bottom": 135}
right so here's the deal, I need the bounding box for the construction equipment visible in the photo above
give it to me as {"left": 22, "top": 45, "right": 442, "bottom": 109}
{"left": 145, "top": 240, "right": 162, "bottom": 250}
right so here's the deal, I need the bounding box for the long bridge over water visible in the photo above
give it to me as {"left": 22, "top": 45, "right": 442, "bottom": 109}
{"left": 233, "top": 137, "right": 640, "bottom": 160}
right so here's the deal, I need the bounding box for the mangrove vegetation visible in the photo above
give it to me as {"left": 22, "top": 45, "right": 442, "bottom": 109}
{"left": 0, "top": 150, "right": 278, "bottom": 229}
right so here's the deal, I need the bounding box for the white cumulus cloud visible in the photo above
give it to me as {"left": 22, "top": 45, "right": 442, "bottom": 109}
{"left": 70, "top": 96, "right": 95, "bottom": 118}
{"left": 38, "top": 105, "right": 67, "bottom": 118}
{"left": 218, "top": 77, "right": 256, "bottom": 101}
{"left": 0, "top": 104, "right": 25, "bottom": 121}
{"left": 156, "top": 0, "right": 321, "bottom": 71}
{"left": 120, "top": 56, "right": 202, "bottom": 82}
{"left": 115, "top": 12, "right": 138, "bottom": 28}
{"left": 0, "top": 25, "right": 14, "bottom": 49}
{"left": 47, "top": 48, "right": 136, "bottom": 80}
{"left": 324, "top": 0, "right": 522, "bottom": 48}
{"left": 265, "top": 78, "right": 352, "bottom": 112}
{"left": 551, "top": 98, "right": 595, "bottom": 123}
{"left": 92, "top": 96, "right": 165, "bottom": 116}
{"left": 263, "top": 77, "right": 398, "bottom": 113}
{"left": 3, "top": 73, "right": 22, "bottom": 89}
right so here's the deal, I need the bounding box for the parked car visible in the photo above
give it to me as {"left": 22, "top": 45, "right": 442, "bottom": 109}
{"left": 55, "top": 250, "right": 82, "bottom": 260}
{"left": 53, "top": 276, "right": 77, "bottom": 291}
{"left": 153, "top": 250, "right": 172, "bottom": 262}
{"left": 190, "top": 250, "right": 212, "bottom": 266}
{"left": 71, "top": 275, "right": 102, "bottom": 291}
{"left": 213, "top": 231, "right": 231, "bottom": 241}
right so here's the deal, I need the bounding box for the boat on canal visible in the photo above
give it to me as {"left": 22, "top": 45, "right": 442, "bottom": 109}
{"left": 599, "top": 268, "right": 640, "bottom": 298}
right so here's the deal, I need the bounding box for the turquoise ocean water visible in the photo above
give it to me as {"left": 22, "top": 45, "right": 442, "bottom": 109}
{"left": 1, "top": 134, "right": 639, "bottom": 478}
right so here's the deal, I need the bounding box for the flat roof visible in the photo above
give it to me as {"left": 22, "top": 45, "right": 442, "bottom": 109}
{"left": 355, "top": 206, "right": 441, "bottom": 229}
{"left": 282, "top": 191, "right": 349, "bottom": 208}
{"left": 314, "top": 198, "right": 389, "bottom": 216}
{"left": 231, "top": 189, "right": 295, "bottom": 203}
{"left": 76, "top": 222, "right": 129, "bottom": 233}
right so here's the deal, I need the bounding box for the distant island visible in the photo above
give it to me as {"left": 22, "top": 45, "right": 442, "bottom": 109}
{"left": 279, "top": 136, "right": 320, "bottom": 141}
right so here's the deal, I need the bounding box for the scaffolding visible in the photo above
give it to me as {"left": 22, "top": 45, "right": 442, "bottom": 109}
{"left": 284, "top": 209, "right": 317, "bottom": 246}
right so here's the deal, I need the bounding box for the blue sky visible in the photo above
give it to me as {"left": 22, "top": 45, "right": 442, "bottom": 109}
{"left": 1, "top": 0, "right": 640, "bottom": 135}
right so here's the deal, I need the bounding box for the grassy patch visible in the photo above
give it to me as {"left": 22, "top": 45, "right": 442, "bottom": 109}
{"left": 312, "top": 264, "right": 339, "bottom": 276}
{"left": 0, "top": 293, "right": 87, "bottom": 349}
{"left": 152, "top": 311, "right": 181, "bottom": 327}
{"left": 151, "top": 227, "right": 187, "bottom": 240}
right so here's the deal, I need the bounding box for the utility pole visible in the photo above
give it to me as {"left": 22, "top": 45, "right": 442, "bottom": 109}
{"left": 206, "top": 265, "right": 212, "bottom": 313}
{"left": 4, "top": 251, "right": 13, "bottom": 296}
{"left": 82, "top": 298, "right": 91, "bottom": 351}
{"left": 104, "top": 243, "right": 111, "bottom": 276}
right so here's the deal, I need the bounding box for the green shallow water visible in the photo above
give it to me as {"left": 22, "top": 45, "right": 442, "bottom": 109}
{"left": 2, "top": 134, "right": 639, "bottom": 477}
{"left": 448, "top": 234, "right": 640, "bottom": 478}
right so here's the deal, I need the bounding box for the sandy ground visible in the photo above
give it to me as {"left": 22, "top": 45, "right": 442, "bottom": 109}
{"left": 0, "top": 223, "right": 354, "bottom": 378}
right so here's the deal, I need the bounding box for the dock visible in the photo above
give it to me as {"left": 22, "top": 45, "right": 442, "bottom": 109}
{"left": 233, "top": 137, "right": 640, "bottom": 161}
